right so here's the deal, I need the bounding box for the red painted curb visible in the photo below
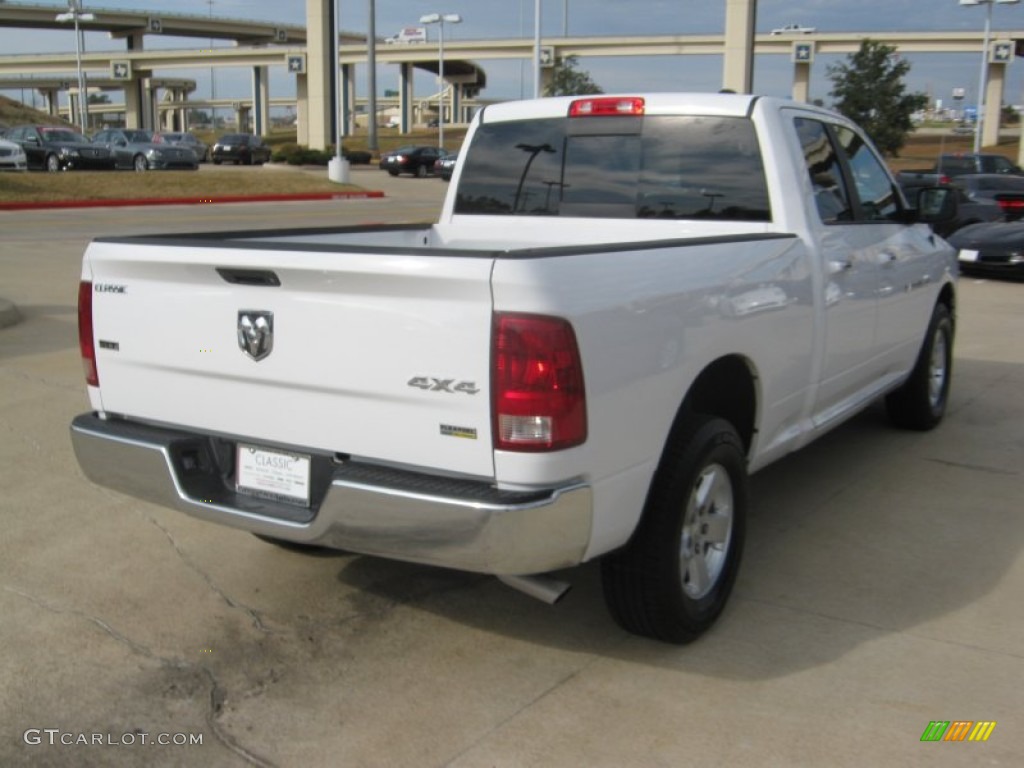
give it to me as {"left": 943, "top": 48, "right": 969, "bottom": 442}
{"left": 0, "top": 190, "right": 386, "bottom": 211}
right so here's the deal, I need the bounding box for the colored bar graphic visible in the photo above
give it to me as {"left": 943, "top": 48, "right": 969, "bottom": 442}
{"left": 968, "top": 722, "right": 996, "bottom": 742}
{"left": 920, "top": 720, "right": 997, "bottom": 743}
{"left": 921, "top": 721, "right": 949, "bottom": 742}
{"left": 944, "top": 721, "right": 973, "bottom": 742}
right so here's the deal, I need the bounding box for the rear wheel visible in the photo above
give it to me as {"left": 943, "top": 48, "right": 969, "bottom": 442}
{"left": 886, "top": 302, "right": 953, "bottom": 430}
{"left": 601, "top": 415, "right": 747, "bottom": 644}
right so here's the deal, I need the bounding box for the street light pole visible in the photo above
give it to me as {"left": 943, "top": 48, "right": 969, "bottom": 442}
{"left": 534, "top": 0, "right": 542, "bottom": 98}
{"left": 420, "top": 12, "right": 462, "bottom": 150}
{"left": 959, "top": 0, "right": 1020, "bottom": 153}
{"left": 55, "top": 0, "right": 95, "bottom": 131}
{"left": 329, "top": 0, "right": 350, "bottom": 183}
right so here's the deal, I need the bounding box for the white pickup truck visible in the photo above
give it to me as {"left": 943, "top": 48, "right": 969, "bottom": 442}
{"left": 71, "top": 94, "right": 957, "bottom": 643}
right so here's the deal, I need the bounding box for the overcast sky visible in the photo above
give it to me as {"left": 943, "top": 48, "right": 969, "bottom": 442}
{"left": 2, "top": 0, "right": 1023, "bottom": 112}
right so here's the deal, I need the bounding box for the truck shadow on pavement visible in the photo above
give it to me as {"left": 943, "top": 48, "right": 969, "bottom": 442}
{"left": 332, "top": 355, "right": 1023, "bottom": 678}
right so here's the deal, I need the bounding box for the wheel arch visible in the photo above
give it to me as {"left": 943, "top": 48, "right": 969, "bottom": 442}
{"left": 674, "top": 354, "right": 758, "bottom": 457}
{"left": 937, "top": 281, "right": 956, "bottom": 331}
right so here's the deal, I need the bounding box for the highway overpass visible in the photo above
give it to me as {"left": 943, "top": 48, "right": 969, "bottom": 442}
{"left": 2, "top": 2, "right": 1022, "bottom": 150}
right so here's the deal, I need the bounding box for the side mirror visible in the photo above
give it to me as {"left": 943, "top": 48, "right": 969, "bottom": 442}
{"left": 915, "top": 187, "right": 957, "bottom": 225}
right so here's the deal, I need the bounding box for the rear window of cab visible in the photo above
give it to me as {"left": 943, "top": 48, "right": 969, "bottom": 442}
{"left": 454, "top": 113, "right": 771, "bottom": 222}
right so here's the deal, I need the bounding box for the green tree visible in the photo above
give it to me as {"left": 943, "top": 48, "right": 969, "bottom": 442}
{"left": 826, "top": 40, "right": 927, "bottom": 157}
{"left": 544, "top": 55, "right": 603, "bottom": 97}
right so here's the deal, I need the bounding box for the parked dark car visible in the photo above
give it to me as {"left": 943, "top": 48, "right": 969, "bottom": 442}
{"left": 5, "top": 124, "right": 115, "bottom": 172}
{"left": 953, "top": 174, "right": 1024, "bottom": 222}
{"left": 152, "top": 131, "right": 209, "bottom": 163}
{"left": 948, "top": 221, "right": 1024, "bottom": 279}
{"left": 92, "top": 128, "right": 199, "bottom": 171}
{"left": 433, "top": 152, "right": 458, "bottom": 181}
{"left": 897, "top": 172, "right": 1024, "bottom": 237}
{"left": 937, "top": 153, "right": 1023, "bottom": 178}
{"left": 211, "top": 134, "right": 272, "bottom": 165}
{"left": 379, "top": 145, "right": 447, "bottom": 177}
{"left": 342, "top": 149, "right": 372, "bottom": 165}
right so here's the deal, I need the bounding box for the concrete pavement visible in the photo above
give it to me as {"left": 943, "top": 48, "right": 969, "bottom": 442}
{"left": 1, "top": 183, "right": 1022, "bottom": 767}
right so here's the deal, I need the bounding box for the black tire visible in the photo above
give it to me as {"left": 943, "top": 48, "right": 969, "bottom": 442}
{"left": 416, "top": 164, "right": 428, "bottom": 178}
{"left": 885, "top": 302, "right": 953, "bottom": 431}
{"left": 132, "top": 154, "right": 148, "bottom": 172}
{"left": 601, "top": 415, "right": 747, "bottom": 644}
{"left": 45, "top": 154, "right": 61, "bottom": 173}
{"left": 388, "top": 170, "right": 399, "bottom": 177}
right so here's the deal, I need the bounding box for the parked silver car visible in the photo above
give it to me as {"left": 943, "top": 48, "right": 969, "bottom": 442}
{"left": 152, "top": 131, "right": 209, "bottom": 163}
{"left": 0, "top": 137, "right": 28, "bottom": 171}
{"left": 92, "top": 128, "right": 199, "bottom": 171}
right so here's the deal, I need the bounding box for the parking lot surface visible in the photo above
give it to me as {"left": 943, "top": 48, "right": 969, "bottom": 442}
{"left": 1, "top": 172, "right": 1022, "bottom": 767}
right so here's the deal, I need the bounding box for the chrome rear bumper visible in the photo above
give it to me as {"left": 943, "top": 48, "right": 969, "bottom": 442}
{"left": 70, "top": 413, "right": 592, "bottom": 575}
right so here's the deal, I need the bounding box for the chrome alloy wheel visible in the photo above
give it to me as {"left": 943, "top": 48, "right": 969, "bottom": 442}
{"left": 680, "top": 463, "right": 734, "bottom": 600}
{"left": 928, "top": 329, "right": 948, "bottom": 409}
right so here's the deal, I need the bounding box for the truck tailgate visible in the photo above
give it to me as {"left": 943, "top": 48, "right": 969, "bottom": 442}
{"left": 84, "top": 241, "right": 496, "bottom": 478}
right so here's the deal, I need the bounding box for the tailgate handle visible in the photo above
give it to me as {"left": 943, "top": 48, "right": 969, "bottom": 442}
{"left": 216, "top": 268, "right": 281, "bottom": 287}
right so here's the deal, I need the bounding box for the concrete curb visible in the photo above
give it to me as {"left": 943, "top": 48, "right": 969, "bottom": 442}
{"left": 0, "top": 190, "right": 385, "bottom": 212}
{"left": 0, "top": 297, "right": 22, "bottom": 330}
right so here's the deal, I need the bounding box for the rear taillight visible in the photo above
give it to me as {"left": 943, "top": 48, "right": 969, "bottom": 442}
{"left": 78, "top": 281, "right": 98, "bottom": 386}
{"left": 569, "top": 97, "right": 645, "bottom": 117}
{"left": 997, "top": 198, "right": 1024, "bottom": 215}
{"left": 492, "top": 313, "right": 586, "bottom": 452}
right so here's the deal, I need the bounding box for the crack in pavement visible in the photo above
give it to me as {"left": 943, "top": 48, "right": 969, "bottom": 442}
{"left": 201, "top": 668, "right": 278, "bottom": 768}
{"left": 145, "top": 515, "right": 273, "bottom": 634}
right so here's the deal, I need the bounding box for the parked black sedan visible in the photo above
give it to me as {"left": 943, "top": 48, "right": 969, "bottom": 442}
{"left": 211, "top": 133, "right": 272, "bottom": 165}
{"left": 948, "top": 221, "right": 1024, "bottom": 279}
{"left": 379, "top": 145, "right": 447, "bottom": 177}
{"left": 5, "top": 124, "right": 115, "bottom": 172}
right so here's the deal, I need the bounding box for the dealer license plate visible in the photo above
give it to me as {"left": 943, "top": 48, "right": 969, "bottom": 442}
{"left": 236, "top": 443, "right": 311, "bottom": 506}
{"left": 958, "top": 249, "right": 979, "bottom": 263}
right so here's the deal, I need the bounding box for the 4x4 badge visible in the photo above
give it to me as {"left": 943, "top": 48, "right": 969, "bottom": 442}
{"left": 237, "top": 311, "right": 274, "bottom": 361}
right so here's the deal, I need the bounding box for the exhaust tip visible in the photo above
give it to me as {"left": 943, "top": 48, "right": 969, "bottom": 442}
{"left": 498, "top": 574, "right": 572, "bottom": 605}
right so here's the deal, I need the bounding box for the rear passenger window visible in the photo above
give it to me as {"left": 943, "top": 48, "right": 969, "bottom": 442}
{"left": 794, "top": 117, "right": 903, "bottom": 224}
{"left": 794, "top": 118, "right": 853, "bottom": 224}
{"left": 455, "top": 115, "right": 771, "bottom": 221}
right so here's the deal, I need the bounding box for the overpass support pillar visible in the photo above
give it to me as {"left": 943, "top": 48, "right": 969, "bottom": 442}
{"left": 252, "top": 66, "right": 270, "bottom": 136}
{"left": 296, "top": 74, "right": 309, "bottom": 145}
{"left": 982, "top": 61, "right": 1006, "bottom": 150}
{"left": 399, "top": 62, "right": 414, "bottom": 134}
{"left": 304, "top": 0, "right": 335, "bottom": 150}
{"left": 123, "top": 79, "right": 143, "bottom": 129}
{"left": 722, "top": 0, "right": 756, "bottom": 93}
{"left": 123, "top": 32, "right": 146, "bottom": 130}
{"left": 41, "top": 89, "right": 59, "bottom": 117}
{"left": 792, "top": 61, "right": 811, "bottom": 103}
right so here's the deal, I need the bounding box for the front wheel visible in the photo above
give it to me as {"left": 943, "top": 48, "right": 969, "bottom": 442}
{"left": 45, "top": 154, "right": 61, "bottom": 173}
{"left": 601, "top": 415, "right": 747, "bottom": 644}
{"left": 886, "top": 302, "right": 953, "bottom": 430}
{"left": 133, "top": 154, "right": 148, "bottom": 172}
